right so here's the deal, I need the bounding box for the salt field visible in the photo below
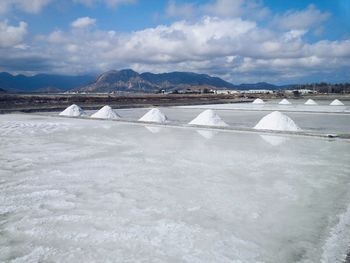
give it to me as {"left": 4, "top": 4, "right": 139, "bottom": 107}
{"left": 178, "top": 99, "right": 350, "bottom": 113}
{"left": 2, "top": 0, "right": 350, "bottom": 261}
{"left": 1, "top": 101, "right": 350, "bottom": 262}
{"left": 91, "top": 107, "right": 350, "bottom": 135}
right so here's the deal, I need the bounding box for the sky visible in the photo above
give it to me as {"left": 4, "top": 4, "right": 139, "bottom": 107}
{"left": 0, "top": 0, "right": 349, "bottom": 84}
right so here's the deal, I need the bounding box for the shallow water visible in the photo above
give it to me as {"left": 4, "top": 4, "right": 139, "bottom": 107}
{"left": 1, "top": 114, "right": 350, "bottom": 262}
{"left": 81, "top": 106, "right": 350, "bottom": 135}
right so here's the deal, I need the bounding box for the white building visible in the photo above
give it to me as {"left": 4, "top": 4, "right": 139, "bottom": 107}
{"left": 213, "top": 90, "right": 239, "bottom": 95}
{"left": 285, "top": 89, "right": 316, "bottom": 94}
{"left": 241, "top": 89, "right": 274, "bottom": 94}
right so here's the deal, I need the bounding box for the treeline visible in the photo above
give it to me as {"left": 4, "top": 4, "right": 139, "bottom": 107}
{"left": 294, "top": 82, "right": 350, "bottom": 93}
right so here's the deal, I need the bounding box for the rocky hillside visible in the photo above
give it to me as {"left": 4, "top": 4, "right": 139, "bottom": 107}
{"left": 77, "top": 69, "right": 236, "bottom": 93}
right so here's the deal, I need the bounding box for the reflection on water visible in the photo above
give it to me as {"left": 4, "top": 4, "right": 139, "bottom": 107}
{"left": 196, "top": 129, "right": 218, "bottom": 139}
{"left": 260, "top": 134, "right": 289, "bottom": 146}
{"left": 144, "top": 125, "right": 162, "bottom": 134}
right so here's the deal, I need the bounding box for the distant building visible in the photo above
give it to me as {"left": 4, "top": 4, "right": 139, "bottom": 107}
{"left": 285, "top": 89, "right": 316, "bottom": 94}
{"left": 241, "top": 89, "right": 274, "bottom": 94}
{"left": 213, "top": 90, "right": 239, "bottom": 95}
{"left": 298, "top": 89, "right": 317, "bottom": 94}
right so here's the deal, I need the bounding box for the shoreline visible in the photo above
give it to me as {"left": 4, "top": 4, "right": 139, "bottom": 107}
{"left": 1, "top": 93, "right": 349, "bottom": 114}
{"left": 0, "top": 93, "right": 249, "bottom": 114}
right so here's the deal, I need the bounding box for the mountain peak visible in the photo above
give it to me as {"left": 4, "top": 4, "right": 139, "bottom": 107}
{"left": 96, "top": 69, "right": 139, "bottom": 83}
{"left": 80, "top": 69, "right": 235, "bottom": 93}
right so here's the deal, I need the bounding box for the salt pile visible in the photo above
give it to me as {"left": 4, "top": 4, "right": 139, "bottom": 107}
{"left": 91, "top": 105, "right": 120, "bottom": 119}
{"left": 139, "top": 108, "right": 168, "bottom": 123}
{"left": 189, "top": 109, "right": 228, "bottom": 127}
{"left": 279, "top": 99, "right": 291, "bottom": 105}
{"left": 330, "top": 99, "right": 344, "bottom": 106}
{"left": 254, "top": 111, "right": 301, "bottom": 131}
{"left": 252, "top": 98, "right": 265, "bottom": 104}
{"left": 304, "top": 99, "right": 318, "bottom": 105}
{"left": 59, "top": 104, "right": 85, "bottom": 117}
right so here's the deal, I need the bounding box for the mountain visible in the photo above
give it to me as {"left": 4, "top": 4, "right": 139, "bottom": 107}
{"left": 0, "top": 87, "right": 6, "bottom": 93}
{"left": 0, "top": 69, "right": 285, "bottom": 93}
{"left": 78, "top": 69, "right": 236, "bottom": 93}
{"left": 0, "top": 72, "right": 95, "bottom": 93}
{"left": 237, "top": 82, "right": 278, "bottom": 90}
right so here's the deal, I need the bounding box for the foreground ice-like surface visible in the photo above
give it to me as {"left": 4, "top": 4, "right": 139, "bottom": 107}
{"left": 1, "top": 114, "right": 350, "bottom": 263}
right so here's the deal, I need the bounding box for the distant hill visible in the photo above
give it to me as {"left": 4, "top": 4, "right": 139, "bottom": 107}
{"left": 78, "top": 69, "right": 236, "bottom": 93}
{"left": 0, "top": 69, "right": 288, "bottom": 93}
{"left": 0, "top": 72, "right": 95, "bottom": 93}
{"left": 237, "top": 82, "right": 279, "bottom": 90}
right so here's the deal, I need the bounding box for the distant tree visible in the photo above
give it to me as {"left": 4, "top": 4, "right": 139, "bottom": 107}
{"left": 293, "top": 90, "right": 300, "bottom": 97}
{"left": 202, "top": 88, "right": 209, "bottom": 94}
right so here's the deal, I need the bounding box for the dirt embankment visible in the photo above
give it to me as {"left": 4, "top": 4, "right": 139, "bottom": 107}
{"left": 0, "top": 93, "right": 251, "bottom": 113}
{"left": 2, "top": 93, "right": 345, "bottom": 113}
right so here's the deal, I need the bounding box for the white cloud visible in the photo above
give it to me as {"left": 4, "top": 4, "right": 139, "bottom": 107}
{"left": 23, "top": 15, "right": 348, "bottom": 83}
{"left": 202, "top": 0, "right": 243, "bottom": 17}
{"left": 0, "top": 20, "right": 27, "bottom": 48}
{"left": 73, "top": 0, "right": 136, "bottom": 8}
{"left": 71, "top": 17, "right": 96, "bottom": 28}
{"left": 1, "top": 1, "right": 348, "bottom": 83}
{"left": 273, "top": 4, "right": 330, "bottom": 30}
{"left": 283, "top": 30, "right": 307, "bottom": 41}
{"left": 0, "top": 0, "right": 51, "bottom": 14}
{"left": 72, "top": 0, "right": 95, "bottom": 6}
{"left": 104, "top": 0, "right": 136, "bottom": 7}
{"left": 166, "top": 1, "right": 195, "bottom": 18}
{"left": 164, "top": 0, "right": 270, "bottom": 21}
{"left": 46, "top": 30, "right": 67, "bottom": 43}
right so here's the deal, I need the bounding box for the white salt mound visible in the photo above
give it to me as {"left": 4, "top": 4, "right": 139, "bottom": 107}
{"left": 279, "top": 99, "right": 291, "bottom": 105}
{"left": 189, "top": 109, "right": 228, "bottom": 127}
{"left": 304, "top": 99, "right": 317, "bottom": 105}
{"left": 139, "top": 108, "right": 168, "bottom": 123}
{"left": 254, "top": 111, "right": 301, "bottom": 132}
{"left": 330, "top": 99, "right": 344, "bottom": 106}
{"left": 91, "top": 105, "right": 120, "bottom": 119}
{"left": 59, "top": 104, "right": 85, "bottom": 117}
{"left": 252, "top": 98, "right": 265, "bottom": 104}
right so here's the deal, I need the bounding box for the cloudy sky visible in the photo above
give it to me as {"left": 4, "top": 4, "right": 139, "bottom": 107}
{"left": 0, "top": 0, "right": 349, "bottom": 84}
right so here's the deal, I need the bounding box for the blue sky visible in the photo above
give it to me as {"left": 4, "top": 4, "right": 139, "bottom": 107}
{"left": 0, "top": 0, "right": 349, "bottom": 84}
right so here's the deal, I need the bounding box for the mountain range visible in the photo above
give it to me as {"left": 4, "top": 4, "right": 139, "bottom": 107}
{"left": 78, "top": 69, "right": 238, "bottom": 93}
{"left": 0, "top": 72, "right": 95, "bottom": 93}
{"left": 0, "top": 69, "right": 284, "bottom": 93}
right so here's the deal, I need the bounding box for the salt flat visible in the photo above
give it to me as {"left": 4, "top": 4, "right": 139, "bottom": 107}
{"left": 1, "top": 113, "right": 350, "bottom": 262}
{"left": 88, "top": 107, "right": 350, "bottom": 135}
{"left": 177, "top": 99, "right": 350, "bottom": 113}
